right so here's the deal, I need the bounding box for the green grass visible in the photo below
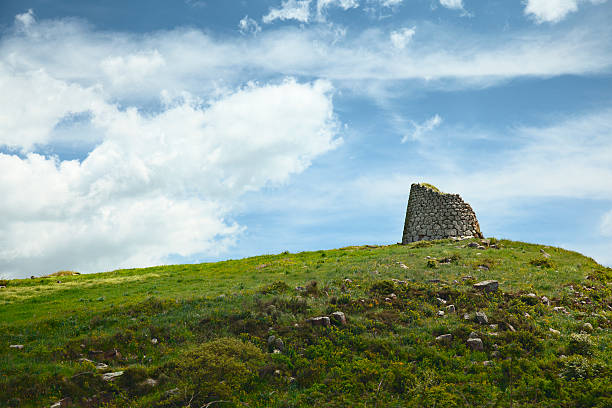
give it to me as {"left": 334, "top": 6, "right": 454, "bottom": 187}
{"left": 0, "top": 238, "right": 610, "bottom": 407}
{"left": 419, "top": 182, "right": 443, "bottom": 193}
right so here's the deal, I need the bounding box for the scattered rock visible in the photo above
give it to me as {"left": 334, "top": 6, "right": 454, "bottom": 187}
{"left": 490, "top": 244, "right": 499, "bottom": 249}
{"left": 0, "top": 286, "right": 5, "bottom": 289}
{"left": 553, "top": 306, "right": 569, "bottom": 314}
{"left": 468, "top": 332, "right": 480, "bottom": 339}
{"left": 9, "top": 344, "right": 24, "bottom": 350}
{"left": 467, "top": 242, "right": 479, "bottom": 248}
{"left": 446, "top": 304, "right": 456, "bottom": 313}
{"left": 330, "top": 311, "right": 347, "bottom": 326}
{"left": 436, "top": 334, "right": 453, "bottom": 345}
{"left": 462, "top": 275, "right": 474, "bottom": 281}
{"left": 526, "top": 293, "right": 537, "bottom": 298}
{"left": 151, "top": 338, "right": 158, "bottom": 344}
{"left": 476, "top": 245, "right": 486, "bottom": 250}
{"left": 549, "top": 328, "right": 560, "bottom": 336}
{"left": 95, "top": 363, "right": 109, "bottom": 370}
{"left": 505, "top": 323, "right": 516, "bottom": 332}
{"left": 102, "top": 371, "right": 124, "bottom": 381}
{"left": 473, "top": 280, "right": 499, "bottom": 293}
{"left": 438, "top": 310, "right": 445, "bottom": 317}
{"left": 540, "top": 249, "right": 551, "bottom": 258}
{"left": 50, "top": 398, "right": 73, "bottom": 408}
{"left": 436, "top": 297, "right": 447, "bottom": 305}
{"left": 399, "top": 263, "right": 409, "bottom": 269}
{"left": 467, "top": 338, "right": 484, "bottom": 351}
{"left": 344, "top": 278, "right": 353, "bottom": 284}
{"left": 463, "top": 313, "right": 471, "bottom": 320}
{"left": 583, "top": 322, "right": 594, "bottom": 333}
{"left": 475, "top": 311, "right": 489, "bottom": 325}
{"left": 524, "top": 312, "right": 531, "bottom": 318}
{"left": 491, "top": 350, "right": 500, "bottom": 358}
{"left": 483, "top": 360, "right": 493, "bottom": 366}
{"left": 140, "top": 378, "right": 158, "bottom": 387}
{"left": 308, "top": 316, "right": 331, "bottom": 327}
{"left": 165, "top": 388, "right": 179, "bottom": 397}
{"left": 295, "top": 286, "right": 306, "bottom": 292}
{"left": 477, "top": 265, "right": 490, "bottom": 271}
{"left": 541, "top": 296, "right": 550, "bottom": 306}
{"left": 489, "top": 324, "right": 498, "bottom": 330}
{"left": 388, "top": 293, "right": 397, "bottom": 300}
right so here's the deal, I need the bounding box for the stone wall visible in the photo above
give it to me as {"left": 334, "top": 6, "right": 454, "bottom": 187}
{"left": 402, "top": 183, "right": 483, "bottom": 244}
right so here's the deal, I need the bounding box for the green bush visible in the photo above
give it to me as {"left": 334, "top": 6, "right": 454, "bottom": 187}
{"left": 258, "top": 281, "right": 291, "bottom": 295}
{"left": 561, "top": 355, "right": 601, "bottom": 380}
{"left": 530, "top": 257, "right": 556, "bottom": 269}
{"left": 163, "top": 338, "right": 265, "bottom": 405}
{"left": 567, "top": 333, "right": 594, "bottom": 356}
{"left": 370, "top": 280, "right": 395, "bottom": 295}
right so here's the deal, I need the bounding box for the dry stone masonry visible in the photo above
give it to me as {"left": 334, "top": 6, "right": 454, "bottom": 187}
{"left": 402, "top": 183, "right": 483, "bottom": 244}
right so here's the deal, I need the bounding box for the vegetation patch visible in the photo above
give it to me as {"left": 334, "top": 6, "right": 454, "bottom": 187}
{"left": 0, "top": 239, "right": 610, "bottom": 407}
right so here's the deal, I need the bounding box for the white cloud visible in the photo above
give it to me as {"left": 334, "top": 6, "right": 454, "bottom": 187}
{"left": 0, "top": 68, "right": 340, "bottom": 277}
{"left": 15, "top": 9, "right": 35, "bottom": 29}
{"left": 316, "top": 0, "right": 360, "bottom": 21}
{"left": 524, "top": 0, "right": 608, "bottom": 24}
{"left": 601, "top": 209, "right": 612, "bottom": 236}
{"left": 100, "top": 50, "right": 166, "bottom": 86}
{"left": 238, "top": 15, "right": 262, "bottom": 35}
{"left": 380, "top": 0, "right": 403, "bottom": 6}
{"left": 2, "top": 13, "right": 610, "bottom": 101}
{"left": 0, "top": 64, "right": 104, "bottom": 151}
{"left": 401, "top": 114, "right": 442, "bottom": 142}
{"left": 360, "top": 107, "right": 612, "bottom": 203}
{"left": 439, "top": 0, "right": 464, "bottom": 10}
{"left": 263, "top": 0, "right": 312, "bottom": 24}
{"left": 390, "top": 26, "right": 415, "bottom": 49}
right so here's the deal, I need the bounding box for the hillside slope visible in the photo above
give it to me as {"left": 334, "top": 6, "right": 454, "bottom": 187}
{"left": 1, "top": 238, "right": 611, "bottom": 407}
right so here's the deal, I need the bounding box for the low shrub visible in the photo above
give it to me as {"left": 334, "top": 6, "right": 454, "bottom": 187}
{"left": 162, "top": 338, "right": 265, "bottom": 405}
{"left": 567, "top": 333, "right": 594, "bottom": 356}
{"left": 258, "top": 281, "right": 291, "bottom": 295}
{"left": 530, "top": 257, "right": 556, "bottom": 269}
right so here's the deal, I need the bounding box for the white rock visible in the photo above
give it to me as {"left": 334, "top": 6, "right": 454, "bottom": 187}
{"left": 102, "top": 371, "right": 124, "bottom": 381}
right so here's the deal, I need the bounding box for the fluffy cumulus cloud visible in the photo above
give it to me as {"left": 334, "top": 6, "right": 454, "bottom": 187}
{"left": 390, "top": 26, "right": 415, "bottom": 49}
{"left": 0, "top": 15, "right": 341, "bottom": 278}
{"left": 524, "top": 0, "right": 608, "bottom": 24}
{"left": 263, "top": 0, "right": 312, "bottom": 23}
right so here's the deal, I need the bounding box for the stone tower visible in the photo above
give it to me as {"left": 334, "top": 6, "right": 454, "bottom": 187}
{"left": 402, "top": 183, "right": 483, "bottom": 244}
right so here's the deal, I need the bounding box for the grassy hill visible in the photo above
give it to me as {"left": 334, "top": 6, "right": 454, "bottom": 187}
{"left": 1, "top": 238, "right": 610, "bottom": 407}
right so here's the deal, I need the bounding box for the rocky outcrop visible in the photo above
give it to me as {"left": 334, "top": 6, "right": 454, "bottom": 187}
{"left": 402, "top": 183, "right": 483, "bottom": 244}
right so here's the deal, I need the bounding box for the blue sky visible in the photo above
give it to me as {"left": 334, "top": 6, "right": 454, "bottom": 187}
{"left": 1, "top": 0, "right": 611, "bottom": 278}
